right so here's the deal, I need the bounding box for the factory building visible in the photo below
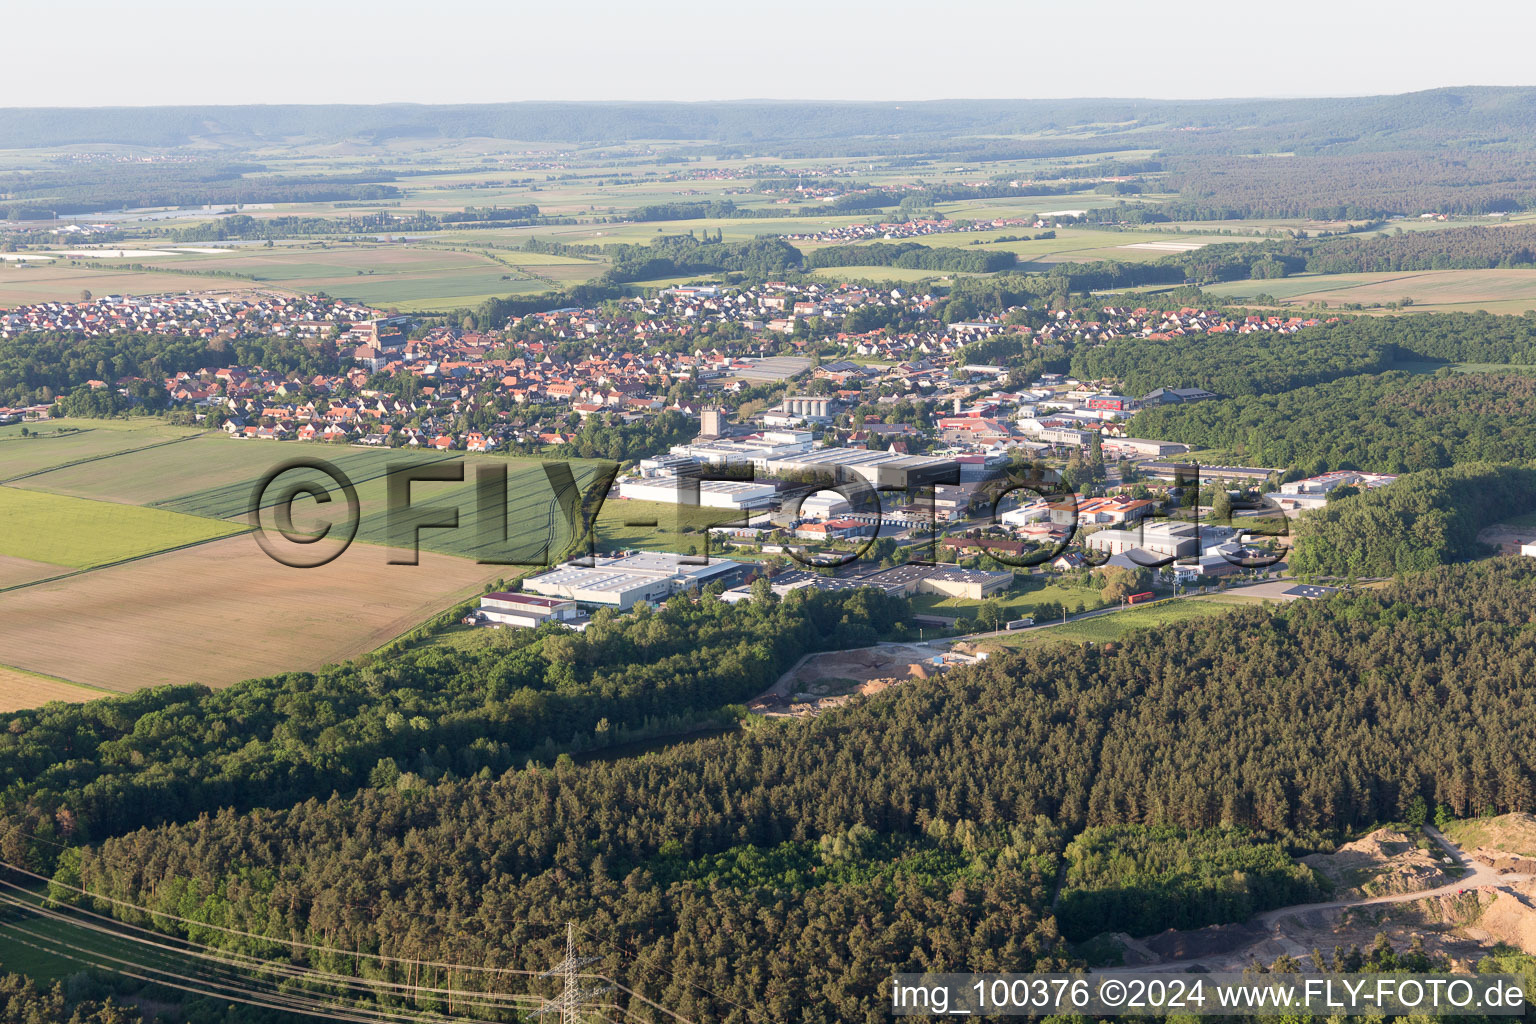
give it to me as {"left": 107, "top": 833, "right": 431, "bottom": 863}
{"left": 617, "top": 475, "right": 778, "bottom": 509}
{"left": 522, "top": 551, "right": 755, "bottom": 610}
{"left": 476, "top": 592, "right": 580, "bottom": 629}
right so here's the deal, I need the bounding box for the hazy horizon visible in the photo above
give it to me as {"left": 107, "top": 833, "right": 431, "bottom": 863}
{"left": 18, "top": 0, "right": 1536, "bottom": 107}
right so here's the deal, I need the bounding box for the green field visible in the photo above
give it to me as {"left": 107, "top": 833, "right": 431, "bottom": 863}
{"left": 0, "top": 485, "right": 244, "bottom": 569}
{"left": 31, "top": 242, "right": 607, "bottom": 311}
{"left": 0, "top": 261, "right": 236, "bottom": 307}
{"left": 591, "top": 497, "right": 748, "bottom": 554}
{"left": 978, "top": 596, "right": 1243, "bottom": 649}
{"left": 1204, "top": 268, "right": 1536, "bottom": 314}
{"left": 7, "top": 426, "right": 617, "bottom": 566}
{"left": 808, "top": 266, "right": 956, "bottom": 283}
{"left": 0, "top": 420, "right": 203, "bottom": 480}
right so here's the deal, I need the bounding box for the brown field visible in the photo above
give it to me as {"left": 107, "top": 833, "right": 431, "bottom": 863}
{"left": 0, "top": 535, "right": 504, "bottom": 691}
{"left": 0, "top": 265, "right": 281, "bottom": 307}
{"left": 0, "top": 665, "right": 109, "bottom": 712}
{"left": 0, "top": 553, "right": 70, "bottom": 589}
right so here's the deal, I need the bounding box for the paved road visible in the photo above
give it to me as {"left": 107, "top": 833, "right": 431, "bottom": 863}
{"left": 1098, "top": 827, "right": 1527, "bottom": 974}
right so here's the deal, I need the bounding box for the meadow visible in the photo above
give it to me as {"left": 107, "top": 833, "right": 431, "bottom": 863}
{"left": 0, "top": 419, "right": 203, "bottom": 481}
{"left": 1203, "top": 268, "right": 1536, "bottom": 314}
{"left": 908, "top": 574, "right": 1112, "bottom": 620}
{"left": 0, "top": 485, "right": 244, "bottom": 571}
{"left": 12, "top": 430, "right": 610, "bottom": 564}
{"left": 70, "top": 242, "right": 597, "bottom": 311}
{"left": 976, "top": 595, "right": 1243, "bottom": 650}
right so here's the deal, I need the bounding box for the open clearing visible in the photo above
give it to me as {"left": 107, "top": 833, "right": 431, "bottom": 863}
{"left": 0, "top": 421, "right": 204, "bottom": 481}
{"left": 0, "top": 263, "right": 259, "bottom": 306}
{"left": 975, "top": 596, "right": 1243, "bottom": 650}
{"left": 13, "top": 432, "right": 607, "bottom": 563}
{"left": 107, "top": 243, "right": 604, "bottom": 311}
{"left": 0, "top": 485, "right": 244, "bottom": 570}
{"left": 0, "top": 534, "right": 505, "bottom": 691}
{"left": 1204, "top": 268, "right": 1536, "bottom": 314}
{"left": 0, "top": 665, "right": 109, "bottom": 712}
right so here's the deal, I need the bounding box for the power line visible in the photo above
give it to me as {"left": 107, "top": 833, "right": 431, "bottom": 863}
{"left": 0, "top": 860, "right": 698, "bottom": 1024}
{"left": 536, "top": 921, "right": 605, "bottom": 1024}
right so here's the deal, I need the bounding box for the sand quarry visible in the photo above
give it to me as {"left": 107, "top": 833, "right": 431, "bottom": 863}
{"left": 1103, "top": 821, "right": 1536, "bottom": 972}
{"left": 750, "top": 643, "right": 964, "bottom": 717}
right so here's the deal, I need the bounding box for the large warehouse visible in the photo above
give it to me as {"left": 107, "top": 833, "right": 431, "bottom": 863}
{"left": 617, "top": 474, "right": 778, "bottom": 509}
{"left": 522, "top": 551, "right": 755, "bottom": 610}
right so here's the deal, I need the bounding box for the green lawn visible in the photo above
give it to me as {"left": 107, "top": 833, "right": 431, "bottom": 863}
{"left": 979, "top": 597, "right": 1243, "bottom": 649}
{"left": 591, "top": 497, "right": 747, "bottom": 555}
{"left": 0, "top": 485, "right": 245, "bottom": 570}
{"left": 0, "top": 420, "right": 203, "bottom": 482}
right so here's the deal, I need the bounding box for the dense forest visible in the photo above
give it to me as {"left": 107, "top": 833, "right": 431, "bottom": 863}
{"left": 1055, "top": 824, "right": 1322, "bottom": 940}
{"left": 1292, "top": 224, "right": 1536, "bottom": 273}
{"left": 544, "top": 408, "right": 695, "bottom": 462}
{"left": 1289, "top": 463, "right": 1536, "bottom": 577}
{"left": 1163, "top": 151, "right": 1536, "bottom": 219}
{"left": 1132, "top": 371, "right": 1536, "bottom": 472}
{"left": 0, "top": 586, "right": 906, "bottom": 867}
{"left": 38, "top": 559, "right": 1536, "bottom": 1022}
{"left": 804, "top": 241, "right": 1016, "bottom": 273}
{"left": 0, "top": 974, "right": 138, "bottom": 1024}
{"left": 1070, "top": 326, "right": 1391, "bottom": 397}
{"left": 9, "top": 88, "right": 1536, "bottom": 155}
{"left": 523, "top": 233, "right": 801, "bottom": 284}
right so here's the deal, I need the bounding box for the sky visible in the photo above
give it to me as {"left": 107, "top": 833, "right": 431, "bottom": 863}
{"left": 16, "top": 0, "right": 1536, "bottom": 106}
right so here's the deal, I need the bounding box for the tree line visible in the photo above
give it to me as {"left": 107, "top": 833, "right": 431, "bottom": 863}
{"left": 1131, "top": 371, "right": 1536, "bottom": 473}
{"left": 0, "top": 333, "right": 342, "bottom": 408}
{"left": 1289, "top": 462, "right": 1536, "bottom": 577}
{"left": 0, "top": 586, "right": 908, "bottom": 869}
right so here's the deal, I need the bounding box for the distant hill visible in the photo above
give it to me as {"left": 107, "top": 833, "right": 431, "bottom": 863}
{"left": 4, "top": 88, "right": 1536, "bottom": 154}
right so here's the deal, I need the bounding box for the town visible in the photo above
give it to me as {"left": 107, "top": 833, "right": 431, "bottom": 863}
{"left": 0, "top": 280, "right": 1380, "bottom": 640}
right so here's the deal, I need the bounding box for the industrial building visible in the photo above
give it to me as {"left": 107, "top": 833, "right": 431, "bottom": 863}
{"left": 763, "top": 395, "right": 834, "bottom": 426}
{"left": 522, "top": 551, "right": 755, "bottom": 610}
{"left": 1101, "top": 437, "right": 1189, "bottom": 458}
{"left": 1275, "top": 470, "right": 1398, "bottom": 511}
{"left": 476, "top": 592, "right": 580, "bottom": 629}
{"left": 618, "top": 474, "right": 778, "bottom": 509}
{"left": 857, "top": 563, "right": 1015, "bottom": 600}
{"left": 757, "top": 446, "right": 957, "bottom": 489}
{"left": 1086, "top": 520, "right": 1200, "bottom": 560}
{"left": 671, "top": 429, "right": 814, "bottom": 467}
{"left": 719, "top": 562, "right": 1012, "bottom": 603}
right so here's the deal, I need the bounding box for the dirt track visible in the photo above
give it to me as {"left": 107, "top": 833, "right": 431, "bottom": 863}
{"left": 1098, "top": 826, "right": 1530, "bottom": 973}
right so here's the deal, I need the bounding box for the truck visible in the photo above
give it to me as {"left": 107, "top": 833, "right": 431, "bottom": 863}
{"left": 1005, "top": 617, "right": 1034, "bottom": 630}
{"left": 1126, "top": 591, "right": 1155, "bottom": 605}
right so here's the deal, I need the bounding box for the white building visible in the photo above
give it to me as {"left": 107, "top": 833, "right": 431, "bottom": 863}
{"left": 672, "top": 429, "right": 814, "bottom": 467}
{"left": 522, "top": 551, "right": 752, "bottom": 610}
{"left": 478, "top": 592, "right": 580, "bottom": 629}
{"left": 618, "top": 474, "right": 777, "bottom": 510}
{"left": 1275, "top": 470, "right": 1398, "bottom": 512}
{"left": 1086, "top": 520, "right": 1200, "bottom": 559}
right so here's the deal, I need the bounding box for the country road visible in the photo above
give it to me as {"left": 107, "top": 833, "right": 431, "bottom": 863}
{"left": 1097, "top": 826, "right": 1529, "bottom": 974}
